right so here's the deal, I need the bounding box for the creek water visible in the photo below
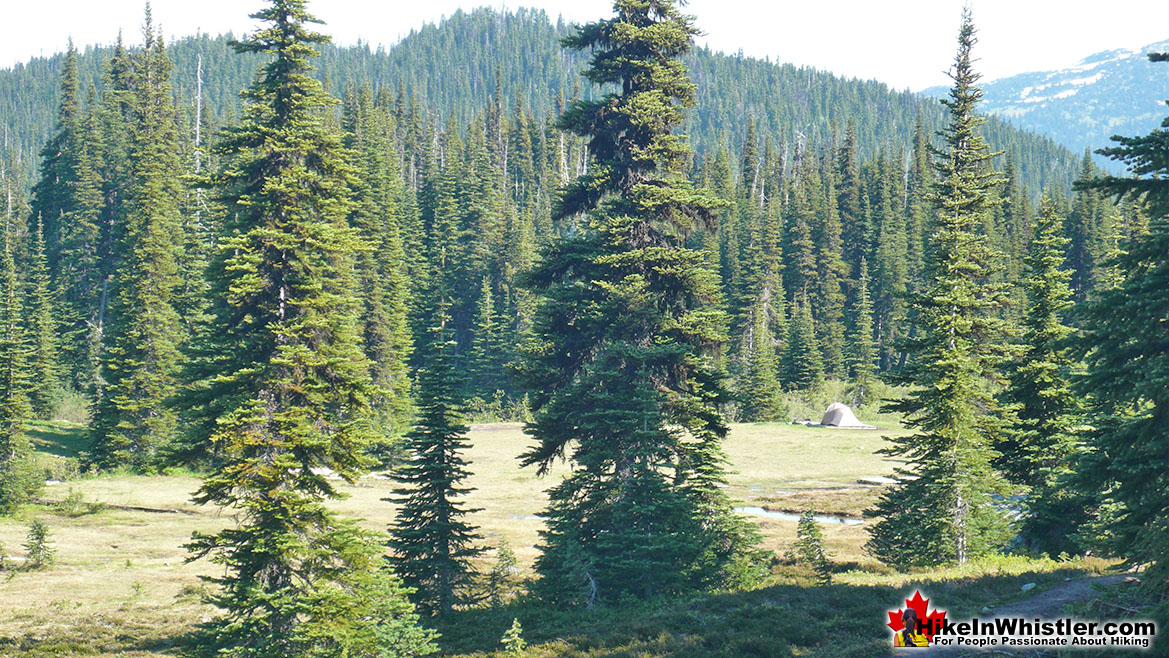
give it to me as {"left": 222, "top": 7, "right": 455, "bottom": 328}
{"left": 734, "top": 506, "right": 864, "bottom": 525}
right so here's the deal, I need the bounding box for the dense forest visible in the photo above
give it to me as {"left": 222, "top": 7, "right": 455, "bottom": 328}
{"left": 0, "top": 7, "right": 1133, "bottom": 433}
{"left": 1, "top": 8, "right": 1081, "bottom": 194}
{"left": 1, "top": 0, "right": 1167, "bottom": 655}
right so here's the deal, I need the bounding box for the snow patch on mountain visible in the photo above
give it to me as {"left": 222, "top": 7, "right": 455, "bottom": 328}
{"left": 920, "top": 40, "right": 1169, "bottom": 167}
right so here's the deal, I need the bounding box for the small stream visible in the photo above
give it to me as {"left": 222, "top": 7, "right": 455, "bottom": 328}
{"left": 734, "top": 506, "right": 864, "bottom": 525}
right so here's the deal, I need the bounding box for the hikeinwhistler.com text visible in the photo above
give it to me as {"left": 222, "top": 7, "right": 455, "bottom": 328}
{"left": 921, "top": 617, "right": 1157, "bottom": 650}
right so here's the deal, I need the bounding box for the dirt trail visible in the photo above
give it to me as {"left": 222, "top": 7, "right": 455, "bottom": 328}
{"left": 916, "top": 574, "right": 1132, "bottom": 656}
{"left": 989, "top": 574, "right": 1130, "bottom": 620}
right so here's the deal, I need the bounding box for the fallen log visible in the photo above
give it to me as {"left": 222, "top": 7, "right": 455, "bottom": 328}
{"left": 30, "top": 497, "right": 194, "bottom": 515}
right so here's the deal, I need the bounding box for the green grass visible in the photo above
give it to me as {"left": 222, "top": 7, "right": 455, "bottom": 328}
{"left": 26, "top": 420, "right": 90, "bottom": 460}
{"left": 438, "top": 557, "right": 1110, "bottom": 658}
{"left": 0, "top": 420, "right": 1119, "bottom": 657}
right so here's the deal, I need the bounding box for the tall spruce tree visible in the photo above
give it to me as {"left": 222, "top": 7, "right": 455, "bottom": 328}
{"left": 0, "top": 205, "right": 36, "bottom": 513}
{"left": 30, "top": 42, "right": 102, "bottom": 393}
{"left": 343, "top": 85, "right": 415, "bottom": 440}
{"left": 179, "top": 2, "right": 434, "bottom": 655}
{"left": 837, "top": 120, "right": 867, "bottom": 279}
{"left": 1000, "top": 194, "right": 1084, "bottom": 556}
{"left": 848, "top": 257, "right": 877, "bottom": 407}
{"left": 87, "top": 18, "right": 187, "bottom": 471}
{"left": 813, "top": 163, "right": 848, "bottom": 378}
{"left": 1067, "top": 151, "right": 1110, "bottom": 305}
{"left": 866, "top": 10, "right": 1013, "bottom": 567}
{"left": 784, "top": 160, "right": 819, "bottom": 299}
{"left": 520, "top": 0, "right": 759, "bottom": 604}
{"left": 388, "top": 293, "right": 483, "bottom": 617}
{"left": 781, "top": 292, "right": 824, "bottom": 392}
{"left": 905, "top": 111, "right": 934, "bottom": 288}
{"left": 60, "top": 92, "right": 107, "bottom": 395}
{"left": 870, "top": 148, "right": 909, "bottom": 371}
{"left": 469, "top": 276, "right": 505, "bottom": 404}
{"left": 30, "top": 40, "right": 80, "bottom": 274}
{"left": 739, "top": 296, "right": 783, "bottom": 421}
{"left": 26, "top": 217, "right": 59, "bottom": 420}
{"left": 1072, "top": 48, "right": 1169, "bottom": 610}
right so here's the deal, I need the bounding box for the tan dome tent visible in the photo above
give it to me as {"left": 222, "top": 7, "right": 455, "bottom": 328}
{"left": 820, "top": 402, "right": 875, "bottom": 429}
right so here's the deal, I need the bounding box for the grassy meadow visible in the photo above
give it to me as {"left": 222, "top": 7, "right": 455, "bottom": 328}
{"left": 0, "top": 418, "right": 1116, "bottom": 657}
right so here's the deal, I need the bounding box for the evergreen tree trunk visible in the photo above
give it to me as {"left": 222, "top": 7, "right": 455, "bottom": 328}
{"left": 1000, "top": 194, "right": 1084, "bottom": 556}
{"left": 87, "top": 17, "right": 187, "bottom": 471}
{"left": 1072, "top": 47, "right": 1169, "bottom": 617}
{"left": 521, "top": 0, "right": 761, "bottom": 605}
{"left": 865, "top": 9, "right": 1014, "bottom": 567}
{"left": 388, "top": 290, "right": 483, "bottom": 617}
{"left": 0, "top": 203, "right": 37, "bottom": 513}
{"left": 179, "top": 2, "right": 435, "bottom": 654}
{"left": 25, "top": 210, "right": 60, "bottom": 420}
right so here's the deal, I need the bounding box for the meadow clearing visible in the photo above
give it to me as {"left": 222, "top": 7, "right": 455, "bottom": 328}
{"left": 0, "top": 420, "right": 1116, "bottom": 657}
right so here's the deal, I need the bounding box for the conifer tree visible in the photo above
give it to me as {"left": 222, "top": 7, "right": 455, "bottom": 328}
{"left": 813, "top": 165, "right": 848, "bottom": 378}
{"left": 866, "top": 10, "right": 1013, "bottom": 567}
{"left": 25, "top": 215, "right": 59, "bottom": 420}
{"left": 344, "top": 85, "right": 414, "bottom": 439}
{"left": 848, "top": 257, "right": 878, "bottom": 407}
{"left": 22, "top": 519, "right": 54, "bottom": 569}
{"left": 88, "top": 18, "right": 187, "bottom": 471}
{"left": 30, "top": 40, "right": 80, "bottom": 272}
{"left": 58, "top": 93, "right": 107, "bottom": 395}
{"left": 837, "top": 120, "right": 867, "bottom": 279}
{"left": 30, "top": 43, "right": 103, "bottom": 393}
{"left": 710, "top": 146, "right": 741, "bottom": 300}
{"left": 388, "top": 294, "right": 483, "bottom": 617}
{"left": 0, "top": 215, "right": 37, "bottom": 514}
{"left": 795, "top": 510, "right": 831, "bottom": 585}
{"left": 487, "top": 539, "right": 520, "bottom": 606}
{"left": 501, "top": 618, "right": 526, "bottom": 656}
{"left": 1071, "top": 47, "right": 1169, "bottom": 602}
{"left": 1000, "top": 194, "right": 1084, "bottom": 556}
{"left": 998, "top": 155, "right": 1031, "bottom": 314}
{"left": 783, "top": 165, "right": 818, "bottom": 298}
{"left": 421, "top": 123, "right": 467, "bottom": 335}
{"left": 469, "top": 276, "right": 504, "bottom": 403}
{"left": 905, "top": 112, "right": 933, "bottom": 287}
{"left": 781, "top": 292, "right": 823, "bottom": 392}
{"left": 739, "top": 297, "right": 783, "bottom": 421}
{"left": 1067, "top": 151, "right": 1108, "bottom": 304}
{"left": 870, "top": 149, "right": 909, "bottom": 371}
{"left": 179, "top": 2, "right": 434, "bottom": 654}
{"left": 520, "top": 0, "right": 759, "bottom": 604}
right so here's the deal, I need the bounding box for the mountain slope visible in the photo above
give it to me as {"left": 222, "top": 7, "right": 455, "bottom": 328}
{"left": 0, "top": 7, "right": 1080, "bottom": 193}
{"left": 923, "top": 40, "right": 1169, "bottom": 160}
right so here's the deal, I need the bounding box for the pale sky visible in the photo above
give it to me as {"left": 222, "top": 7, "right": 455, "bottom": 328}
{"left": 3, "top": 1, "right": 1167, "bottom": 91}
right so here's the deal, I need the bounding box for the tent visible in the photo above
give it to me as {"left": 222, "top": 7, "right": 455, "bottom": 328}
{"left": 820, "top": 402, "right": 875, "bottom": 429}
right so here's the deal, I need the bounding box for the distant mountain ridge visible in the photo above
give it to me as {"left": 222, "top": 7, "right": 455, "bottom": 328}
{"left": 0, "top": 7, "right": 1080, "bottom": 194}
{"left": 923, "top": 40, "right": 1169, "bottom": 163}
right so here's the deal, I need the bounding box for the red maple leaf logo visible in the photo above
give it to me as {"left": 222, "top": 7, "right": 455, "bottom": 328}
{"left": 887, "top": 590, "right": 947, "bottom": 642}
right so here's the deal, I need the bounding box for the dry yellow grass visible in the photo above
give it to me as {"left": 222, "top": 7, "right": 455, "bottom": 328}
{"left": 0, "top": 420, "right": 911, "bottom": 656}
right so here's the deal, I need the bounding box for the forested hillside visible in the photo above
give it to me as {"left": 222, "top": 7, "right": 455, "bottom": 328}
{"left": 2, "top": 8, "right": 1080, "bottom": 193}
{"left": 923, "top": 39, "right": 1169, "bottom": 164}
{"left": 0, "top": 5, "right": 1137, "bottom": 439}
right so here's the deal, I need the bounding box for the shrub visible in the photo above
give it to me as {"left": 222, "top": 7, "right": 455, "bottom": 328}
{"left": 56, "top": 487, "right": 103, "bottom": 517}
{"left": 41, "top": 457, "right": 81, "bottom": 482}
{"left": 501, "top": 618, "right": 526, "bottom": 656}
{"left": 795, "top": 510, "right": 831, "bottom": 585}
{"left": 23, "top": 519, "right": 55, "bottom": 570}
{"left": 487, "top": 540, "right": 521, "bottom": 606}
